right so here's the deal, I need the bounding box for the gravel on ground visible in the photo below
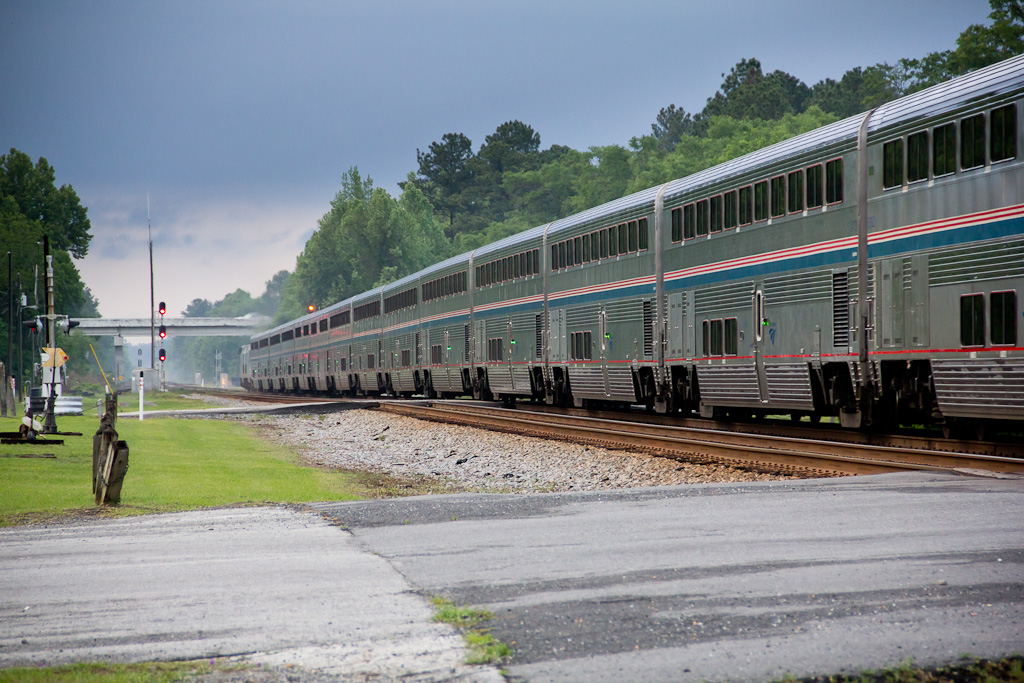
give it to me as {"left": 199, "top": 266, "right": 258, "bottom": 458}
{"left": 200, "top": 397, "right": 792, "bottom": 492}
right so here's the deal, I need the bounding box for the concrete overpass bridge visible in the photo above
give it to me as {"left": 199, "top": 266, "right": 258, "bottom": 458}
{"left": 74, "top": 314, "right": 270, "bottom": 337}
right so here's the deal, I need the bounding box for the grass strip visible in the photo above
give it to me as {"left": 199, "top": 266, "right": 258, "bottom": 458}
{"left": 430, "top": 596, "right": 511, "bottom": 665}
{"left": 0, "top": 412, "right": 366, "bottom": 526}
{"left": 0, "top": 660, "right": 249, "bottom": 682}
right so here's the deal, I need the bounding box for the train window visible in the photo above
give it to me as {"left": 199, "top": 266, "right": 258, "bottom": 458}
{"left": 696, "top": 199, "right": 709, "bottom": 236}
{"left": 723, "top": 191, "right": 737, "bottom": 229}
{"left": 671, "top": 207, "right": 683, "bottom": 242}
{"left": 575, "top": 236, "right": 583, "bottom": 264}
{"left": 806, "top": 165, "right": 823, "bottom": 209}
{"left": 788, "top": 170, "right": 803, "bottom": 213}
{"left": 303, "top": 324, "right": 310, "bottom": 336}
{"left": 607, "top": 227, "right": 617, "bottom": 256}
{"left": 961, "top": 113, "right": 985, "bottom": 170}
{"left": 600, "top": 229, "right": 609, "bottom": 258}
{"left": 991, "top": 104, "right": 1017, "bottom": 162}
{"left": 566, "top": 241, "right": 575, "bottom": 268}
{"left": 960, "top": 294, "right": 985, "bottom": 347}
{"left": 525, "top": 250, "right": 534, "bottom": 275}
{"left": 724, "top": 318, "right": 738, "bottom": 355}
{"left": 991, "top": 291, "right": 1017, "bottom": 345}
{"left": 754, "top": 181, "right": 768, "bottom": 221}
{"left": 639, "top": 217, "right": 649, "bottom": 250}
{"left": 618, "top": 223, "right": 629, "bottom": 253}
{"left": 701, "top": 320, "right": 710, "bottom": 357}
{"left": 826, "top": 159, "right": 844, "bottom": 204}
{"left": 907, "top": 131, "right": 928, "bottom": 183}
{"left": 320, "top": 319, "right": 327, "bottom": 332}
{"left": 558, "top": 241, "right": 567, "bottom": 269}
{"left": 709, "top": 196, "right": 723, "bottom": 233}
{"left": 551, "top": 245, "right": 558, "bottom": 271}
{"left": 933, "top": 123, "right": 956, "bottom": 176}
{"left": 592, "top": 232, "right": 601, "bottom": 260}
{"left": 683, "top": 203, "right": 696, "bottom": 239}
{"left": 770, "top": 176, "right": 785, "bottom": 218}
{"left": 739, "top": 186, "right": 752, "bottom": 225}
{"left": 883, "top": 139, "right": 903, "bottom": 189}
{"left": 628, "top": 220, "right": 639, "bottom": 251}
{"left": 710, "top": 319, "right": 723, "bottom": 356}
{"left": 367, "top": 354, "right": 376, "bottom": 369}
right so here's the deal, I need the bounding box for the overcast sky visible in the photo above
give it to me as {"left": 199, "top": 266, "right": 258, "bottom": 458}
{"left": 2, "top": 0, "right": 991, "bottom": 319}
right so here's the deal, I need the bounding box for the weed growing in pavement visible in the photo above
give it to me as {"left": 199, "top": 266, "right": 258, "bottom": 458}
{"left": 774, "top": 653, "right": 1024, "bottom": 683}
{"left": 431, "top": 596, "right": 511, "bottom": 665}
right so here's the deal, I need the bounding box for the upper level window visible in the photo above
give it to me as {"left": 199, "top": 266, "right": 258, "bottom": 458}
{"left": 671, "top": 207, "right": 682, "bottom": 242}
{"left": 933, "top": 123, "right": 956, "bottom": 176}
{"left": 709, "top": 195, "right": 723, "bottom": 233}
{"left": 724, "top": 191, "right": 737, "bottom": 229}
{"left": 628, "top": 220, "right": 639, "bottom": 251}
{"left": 788, "top": 170, "right": 803, "bottom": 213}
{"left": 907, "top": 131, "right": 928, "bottom": 183}
{"left": 770, "top": 175, "right": 785, "bottom": 218}
{"left": 826, "top": 158, "right": 844, "bottom": 204}
{"left": 683, "top": 203, "right": 696, "bottom": 239}
{"left": 696, "top": 200, "right": 709, "bottom": 237}
{"left": 991, "top": 103, "right": 1017, "bottom": 163}
{"left": 883, "top": 139, "right": 903, "bottom": 189}
{"left": 739, "top": 186, "right": 752, "bottom": 225}
{"left": 638, "top": 218, "right": 649, "bottom": 250}
{"left": 754, "top": 181, "right": 768, "bottom": 221}
{"left": 806, "top": 164, "right": 823, "bottom": 209}
{"left": 961, "top": 113, "right": 985, "bottom": 170}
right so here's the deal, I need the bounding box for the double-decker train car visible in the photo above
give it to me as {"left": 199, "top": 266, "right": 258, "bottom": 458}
{"left": 243, "top": 55, "right": 1024, "bottom": 438}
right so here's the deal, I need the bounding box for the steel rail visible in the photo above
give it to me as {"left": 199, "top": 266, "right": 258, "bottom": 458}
{"left": 378, "top": 402, "right": 1024, "bottom": 477}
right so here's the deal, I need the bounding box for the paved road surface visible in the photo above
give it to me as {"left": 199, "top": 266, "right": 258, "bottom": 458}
{"left": 316, "top": 471, "right": 1024, "bottom": 682}
{"left": 0, "top": 507, "right": 499, "bottom": 681}
{"left": 1, "top": 472, "right": 1021, "bottom": 682}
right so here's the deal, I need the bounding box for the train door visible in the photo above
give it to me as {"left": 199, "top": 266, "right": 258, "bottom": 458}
{"left": 507, "top": 320, "right": 516, "bottom": 390}
{"left": 599, "top": 309, "right": 610, "bottom": 396}
{"left": 667, "top": 293, "right": 684, "bottom": 359}
{"left": 753, "top": 287, "right": 769, "bottom": 402}
{"left": 474, "top": 320, "right": 485, "bottom": 366}
{"left": 443, "top": 329, "right": 452, "bottom": 387}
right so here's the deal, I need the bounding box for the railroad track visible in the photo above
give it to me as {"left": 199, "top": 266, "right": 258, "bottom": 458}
{"left": 378, "top": 401, "right": 1024, "bottom": 478}
{"left": 197, "top": 389, "right": 347, "bottom": 405}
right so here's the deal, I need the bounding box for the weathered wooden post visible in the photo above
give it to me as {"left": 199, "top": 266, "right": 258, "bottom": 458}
{"left": 93, "top": 392, "right": 128, "bottom": 504}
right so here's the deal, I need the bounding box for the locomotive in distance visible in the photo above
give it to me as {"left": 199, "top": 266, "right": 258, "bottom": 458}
{"left": 242, "top": 55, "right": 1024, "bottom": 440}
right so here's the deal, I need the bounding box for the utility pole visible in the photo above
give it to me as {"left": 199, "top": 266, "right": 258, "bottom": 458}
{"left": 148, "top": 194, "right": 155, "bottom": 370}
{"left": 6, "top": 250, "right": 11, "bottom": 389}
{"left": 42, "top": 237, "right": 58, "bottom": 433}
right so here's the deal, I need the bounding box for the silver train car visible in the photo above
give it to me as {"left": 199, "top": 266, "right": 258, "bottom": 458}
{"left": 242, "top": 55, "right": 1024, "bottom": 438}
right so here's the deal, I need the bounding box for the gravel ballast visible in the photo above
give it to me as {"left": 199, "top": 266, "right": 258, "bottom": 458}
{"left": 231, "top": 406, "right": 791, "bottom": 492}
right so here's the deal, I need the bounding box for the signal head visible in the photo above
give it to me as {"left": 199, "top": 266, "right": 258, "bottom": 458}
{"left": 158, "top": 348, "right": 166, "bottom": 362}
{"left": 158, "top": 301, "right": 167, "bottom": 316}
{"left": 307, "top": 304, "right": 316, "bottom": 313}
{"left": 158, "top": 324, "right": 167, "bottom": 339}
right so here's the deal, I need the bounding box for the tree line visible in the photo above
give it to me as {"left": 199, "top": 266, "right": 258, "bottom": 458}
{"left": 272, "top": 0, "right": 1022, "bottom": 325}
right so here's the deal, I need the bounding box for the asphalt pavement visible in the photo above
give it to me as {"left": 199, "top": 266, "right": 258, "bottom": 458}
{"left": 316, "top": 471, "right": 1024, "bottom": 682}
{"left": 1, "top": 471, "right": 1021, "bottom": 682}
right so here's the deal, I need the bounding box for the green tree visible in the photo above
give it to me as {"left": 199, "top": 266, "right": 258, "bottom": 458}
{"left": 413, "top": 132, "right": 475, "bottom": 236}
{"left": 696, "top": 59, "right": 810, "bottom": 132}
{"left": 650, "top": 104, "right": 695, "bottom": 152}
{"left": 1, "top": 149, "right": 97, "bottom": 392}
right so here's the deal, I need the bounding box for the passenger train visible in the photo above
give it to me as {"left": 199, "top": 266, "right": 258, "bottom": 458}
{"left": 242, "top": 55, "right": 1024, "bottom": 439}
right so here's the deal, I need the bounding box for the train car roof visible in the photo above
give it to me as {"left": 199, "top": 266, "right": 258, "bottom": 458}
{"left": 258, "top": 55, "right": 1024, "bottom": 341}
{"left": 661, "top": 54, "right": 1024, "bottom": 201}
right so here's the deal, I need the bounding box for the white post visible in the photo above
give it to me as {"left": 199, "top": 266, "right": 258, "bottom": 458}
{"left": 139, "top": 371, "right": 145, "bottom": 421}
